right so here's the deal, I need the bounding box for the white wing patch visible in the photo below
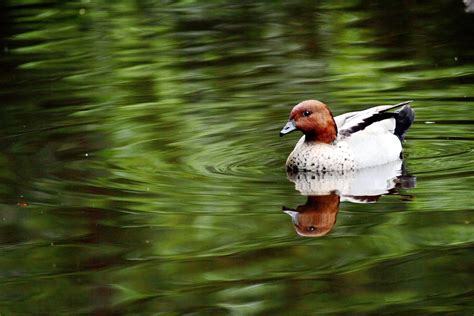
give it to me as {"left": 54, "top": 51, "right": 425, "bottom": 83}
{"left": 335, "top": 101, "right": 411, "bottom": 139}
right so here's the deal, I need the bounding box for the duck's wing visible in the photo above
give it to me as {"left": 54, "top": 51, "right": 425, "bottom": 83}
{"left": 337, "top": 101, "right": 412, "bottom": 138}
{"left": 334, "top": 111, "right": 359, "bottom": 128}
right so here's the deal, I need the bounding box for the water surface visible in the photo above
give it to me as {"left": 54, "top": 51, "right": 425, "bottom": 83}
{"left": 0, "top": 0, "right": 473, "bottom": 314}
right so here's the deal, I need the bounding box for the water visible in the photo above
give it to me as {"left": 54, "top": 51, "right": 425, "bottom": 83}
{"left": 0, "top": 0, "right": 473, "bottom": 314}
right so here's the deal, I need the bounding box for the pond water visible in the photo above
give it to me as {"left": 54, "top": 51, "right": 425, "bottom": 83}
{"left": 1, "top": 0, "right": 473, "bottom": 314}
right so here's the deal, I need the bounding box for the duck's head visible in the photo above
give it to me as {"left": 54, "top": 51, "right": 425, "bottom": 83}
{"left": 280, "top": 100, "right": 337, "bottom": 143}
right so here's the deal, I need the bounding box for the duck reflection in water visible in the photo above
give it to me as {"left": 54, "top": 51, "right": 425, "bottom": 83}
{"left": 283, "top": 160, "right": 415, "bottom": 237}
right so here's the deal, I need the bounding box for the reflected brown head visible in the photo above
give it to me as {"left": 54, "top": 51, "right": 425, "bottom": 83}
{"left": 284, "top": 194, "right": 340, "bottom": 237}
{"left": 289, "top": 100, "right": 337, "bottom": 143}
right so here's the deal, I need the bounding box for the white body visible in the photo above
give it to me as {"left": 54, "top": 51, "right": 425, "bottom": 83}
{"left": 286, "top": 108, "right": 403, "bottom": 171}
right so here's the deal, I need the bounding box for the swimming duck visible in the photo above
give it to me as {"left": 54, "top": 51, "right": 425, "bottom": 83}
{"left": 280, "top": 100, "right": 415, "bottom": 172}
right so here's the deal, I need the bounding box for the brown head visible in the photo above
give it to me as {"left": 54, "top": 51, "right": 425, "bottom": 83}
{"left": 283, "top": 194, "right": 340, "bottom": 237}
{"left": 280, "top": 100, "right": 337, "bottom": 143}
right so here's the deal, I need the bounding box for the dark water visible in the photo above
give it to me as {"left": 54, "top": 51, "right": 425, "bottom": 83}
{"left": 1, "top": 0, "right": 473, "bottom": 314}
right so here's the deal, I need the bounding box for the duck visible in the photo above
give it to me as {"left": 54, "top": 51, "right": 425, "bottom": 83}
{"left": 280, "top": 100, "right": 415, "bottom": 172}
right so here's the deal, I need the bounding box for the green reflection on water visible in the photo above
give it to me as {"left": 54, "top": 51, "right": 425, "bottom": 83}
{"left": 0, "top": 0, "right": 473, "bottom": 314}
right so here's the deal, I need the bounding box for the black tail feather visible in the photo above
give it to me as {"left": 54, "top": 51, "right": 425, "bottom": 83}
{"left": 394, "top": 105, "right": 415, "bottom": 141}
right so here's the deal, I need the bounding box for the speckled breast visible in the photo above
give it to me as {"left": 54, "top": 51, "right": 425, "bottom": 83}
{"left": 285, "top": 142, "right": 356, "bottom": 172}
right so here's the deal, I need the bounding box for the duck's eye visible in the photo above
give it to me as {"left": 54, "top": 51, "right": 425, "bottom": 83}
{"left": 308, "top": 226, "right": 316, "bottom": 232}
{"left": 303, "top": 110, "right": 312, "bottom": 117}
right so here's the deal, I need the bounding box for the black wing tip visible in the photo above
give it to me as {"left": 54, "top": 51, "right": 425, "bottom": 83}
{"left": 394, "top": 104, "right": 415, "bottom": 141}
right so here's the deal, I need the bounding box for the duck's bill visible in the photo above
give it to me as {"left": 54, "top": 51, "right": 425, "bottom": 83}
{"left": 280, "top": 120, "right": 297, "bottom": 137}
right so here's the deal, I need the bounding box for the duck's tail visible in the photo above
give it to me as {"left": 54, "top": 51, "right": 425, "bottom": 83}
{"left": 394, "top": 104, "right": 415, "bottom": 141}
